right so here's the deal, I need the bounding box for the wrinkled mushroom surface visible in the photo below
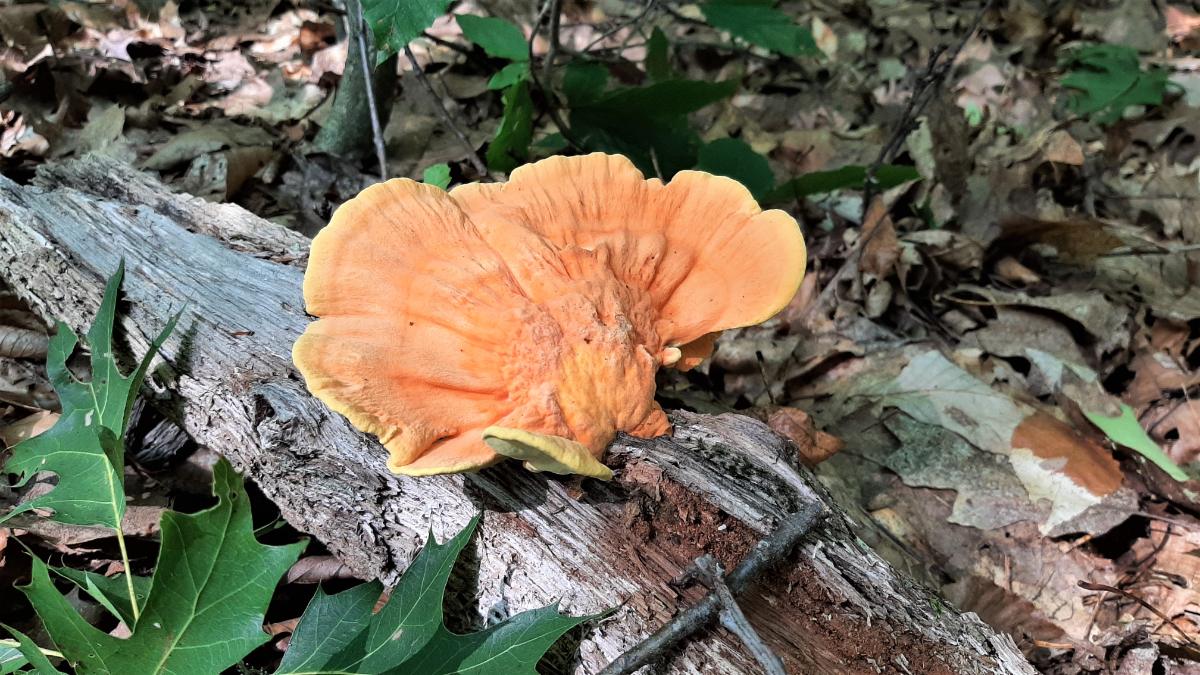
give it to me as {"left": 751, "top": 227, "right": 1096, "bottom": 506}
{"left": 293, "top": 153, "right": 806, "bottom": 478}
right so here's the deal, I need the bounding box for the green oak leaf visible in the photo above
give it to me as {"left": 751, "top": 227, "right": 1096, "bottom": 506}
{"left": 279, "top": 515, "right": 596, "bottom": 674}
{"left": 1060, "top": 44, "right": 1169, "bottom": 125}
{"left": 1, "top": 626, "right": 65, "bottom": 675}
{"left": 765, "top": 164, "right": 921, "bottom": 204}
{"left": 278, "top": 515, "right": 479, "bottom": 673}
{"left": 363, "top": 0, "right": 452, "bottom": 62}
{"left": 487, "top": 81, "right": 534, "bottom": 173}
{"left": 400, "top": 604, "right": 594, "bottom": 675}
{"left": 52, "top": 566, "right": 151, "bottom": 628}
{"left": 700, "top": 0, "right": 819, "bottom": 57}
{"left": 458, "top": 15, "right": 528, "bottom": 62}
{"left": 1, "top": 262, "right": 177, "bottom": 529}
{"left": 20, "top": 459, "right": 304, "bottom": 674}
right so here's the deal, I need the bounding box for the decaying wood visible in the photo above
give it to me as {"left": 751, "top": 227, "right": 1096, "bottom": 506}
{"left": 0, "top": 155, "right": 1035, "bottom": 674}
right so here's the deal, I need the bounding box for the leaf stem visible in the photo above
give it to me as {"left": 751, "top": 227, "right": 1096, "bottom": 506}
{"left": 115, "top": 526, "right": 140, "bottom": 622}
{"left": 0, "top": 639, "right": 65, "bottom": 659}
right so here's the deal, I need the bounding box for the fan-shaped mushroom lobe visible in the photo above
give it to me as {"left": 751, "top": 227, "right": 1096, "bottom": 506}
{"left": 295, "top": 154, "right": 805, "bottom": 477}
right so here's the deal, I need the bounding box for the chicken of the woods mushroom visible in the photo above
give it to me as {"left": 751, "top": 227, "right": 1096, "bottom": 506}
{"left": 293, "top": 153, "right": 806, "bottom": 480}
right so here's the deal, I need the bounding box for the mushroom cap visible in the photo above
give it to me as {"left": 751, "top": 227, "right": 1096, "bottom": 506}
{"left": 293, "top": 153, "right": 806, "bottom": 477}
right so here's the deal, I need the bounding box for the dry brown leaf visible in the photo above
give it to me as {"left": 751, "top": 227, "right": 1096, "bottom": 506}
{"left": 285, "top": 555, "right": 356, "bottom": 584}
{"left": 993, "top": 256, "right": 1041, "bottom": 285}
{"left": 860, "top": 199, "right": 900, "bottom": 279}
{"left": 12, "top": 506, "right": 164, "bottom": 554}
{"left": 1125, "top": 520, "right": 1200, "bottom": 646}
{"left": 1166, "top": 5, "right": 1200, "bottom": 48}
{"left": 995, "top": 217, "right": 1125, "bottom": 265}
{"left": 1127, "top": 352, "right": 1200, "bottom": 409}
{"left": 0, "top": 325, "right": 48, "bottom": 359}
{"left": 766, "top": 406, "right": 843, "bottom": 467}
{"left": 0, "top": 410, "right": 59, "bottom": 448}
{"left": 1041, "top": 130, "right": 1084, "bottom": 166}
{"left": 265, "top": 617, "right": 300, "bottom": 638}
{"left": 0, "top": 110, "right": 48, "bottom": 158}
{"left": 1144, "top": 400, "right": 1200, "bottom": 465}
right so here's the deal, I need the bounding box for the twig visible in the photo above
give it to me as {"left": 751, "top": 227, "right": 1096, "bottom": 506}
{"left": 582, "top": 0, "right": 656, "bottom": 53}
{"left": 692, "top": 556, "right": 786, "bottom": 675}
{"left": 528, "top": 0, "right": 585, "bottom": 152}
{"left": 799, "top": 0, "right": 994, "bottom": 326}
{"left": 344, "top": 0, "right": 387, "bottom": 181}
{"left": 0, "top": 639, "right": 63, "bottom": 660}
{"left": 421, "top": 31, "right": 473, "bottom": 57}
{"left": 597, "top": 503, "right": 825, "bottom": 675}
{"left": 1078, "top": 580, "right": 1200, "bottom": 649}
{"left": 542, "top": 0, "right": 564, "bottom": 86}
{"left": 403, "top": 46, "right": 490, "bottom": 178}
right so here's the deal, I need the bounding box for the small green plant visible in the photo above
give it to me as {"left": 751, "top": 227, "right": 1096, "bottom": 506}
{"left": 356, "top": 1, "right": 919, "bottom": 203}
{"left": 1060, "top": 43, "right": 1170, "bottom": 125}
{"left": 2, "top": 266, "right": 593, "bottom": 674}
{"left": 699, "top": 0, "right": 820, "bottom": 57}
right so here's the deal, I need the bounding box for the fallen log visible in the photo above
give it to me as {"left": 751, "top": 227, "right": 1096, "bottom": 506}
{"left": 0, "top": 155, "right": 1034, "bottom": 674}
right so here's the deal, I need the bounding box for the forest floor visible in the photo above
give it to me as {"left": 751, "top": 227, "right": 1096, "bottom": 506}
{"left": 3, "top": 0, "right": 1200, "bottom": 673}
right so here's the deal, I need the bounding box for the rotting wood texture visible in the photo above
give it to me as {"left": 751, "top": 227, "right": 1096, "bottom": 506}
{"left": 0, "top": 155, "right": 1034, "bottom": 674}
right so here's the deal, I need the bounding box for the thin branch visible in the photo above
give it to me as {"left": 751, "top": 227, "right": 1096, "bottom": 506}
{"left": 421, "top": 31, "right": 473, "bottom": 56}
{"left": 581, "top": 0, "right": 656, "bottom": 53}
{"left": 541, "top": 0, "right": 564, "bottom": 86}
{"left": 528, "top": 0, "right": 585, "bottom": 151}
{"left": 693, "top": 556, "right": 786, "bottom": 675}
{"left": 344, "top": 0, "right": 387, "bottom": 181}
{"left": 403, "top": 46, "right": 490, "bottom": 178}
{"left": 0, "top": 639, "right": 63, "bottom": 660}
{"left": 1078, "top": 580, "right": 1200, "bottom": 650}
{"left": 799, "top": 0, "right": 994, "bottom": 326}
{"left": 597, "top": 503, "right": 825, "bottom": 675}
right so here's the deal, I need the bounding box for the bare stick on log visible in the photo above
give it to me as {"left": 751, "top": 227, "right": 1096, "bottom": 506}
{"left": 600, "top": 505, "right": 822, "bottom": 675}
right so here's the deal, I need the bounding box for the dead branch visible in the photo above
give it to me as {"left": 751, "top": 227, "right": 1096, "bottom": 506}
{"left": 599, "top": 505, "right": 822, "bottom": 675}
{"left": 403, "top": 45, "right": 490, "bottom": 178}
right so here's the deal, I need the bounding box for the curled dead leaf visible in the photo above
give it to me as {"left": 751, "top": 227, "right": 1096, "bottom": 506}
{"left": 0, "top": 325, "right": 49, "bottom": 359}
{"left": 766, "top": 406, "right": 843, "bottom": 467}
{"left": 285, "top": 555, "right": 356, "bottom": 584}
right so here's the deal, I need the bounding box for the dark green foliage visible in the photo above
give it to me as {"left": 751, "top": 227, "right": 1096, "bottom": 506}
{"left": 458, "top": 15, "right": 528, "bottom": 61}
{"left": 488, "top": 81, "right": 535, "bottom": 172}
{"left": 765, "top": 164, "right": 921, "bottom": 204}
{"left": 1060, "top": 44, "right": 1169, "bottom": 125}
{"left": 20, "top": 460, "right": 304, "bottom": 674}
{"left": 700, "top": 0, "right": 819, "bottom": 57}
{"left": 1, "top": 262, "right": 176, "bottom": 529}
{"left": 278, "top": 516, "right": 595, "bottom": 675}
{"left": 697, "top": 137, "right": 775, "bottom": 199}
{"left": 363, "top": 0, "right": 453, "bottom": 62}
{"left": 645, "top": 27, "right": 674, "bottom": 81}
{"left": 569, "top": 80, "right": 738, "bottom": 177}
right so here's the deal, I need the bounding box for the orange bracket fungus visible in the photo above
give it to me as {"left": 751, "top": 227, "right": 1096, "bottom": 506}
{"left": 293, "top": 153, "right": 806, "bottom": 479}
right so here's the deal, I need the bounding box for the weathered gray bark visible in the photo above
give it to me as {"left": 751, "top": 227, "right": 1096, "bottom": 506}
{"left": 0, "top": 155, "right": 1035, "bottom": 675}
